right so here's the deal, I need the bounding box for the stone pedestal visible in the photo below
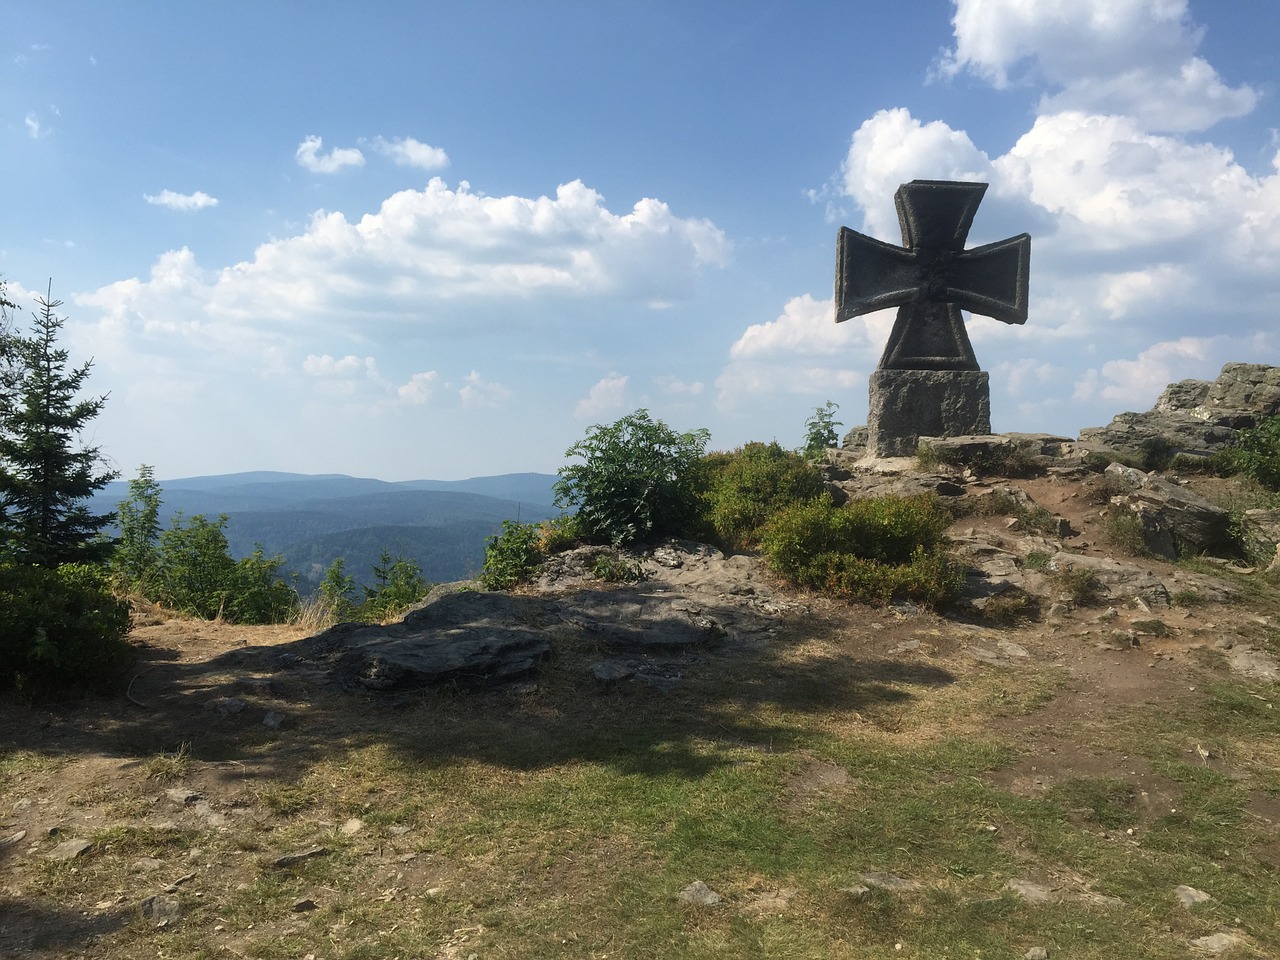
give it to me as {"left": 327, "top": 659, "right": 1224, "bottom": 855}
{"left": 867, "top": 369, "right": 990, "bottom": 457}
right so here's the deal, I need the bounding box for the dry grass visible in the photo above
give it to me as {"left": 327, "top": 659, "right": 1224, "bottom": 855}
{"left": 4, "top": 582, "right": 1280, "bottom": 958}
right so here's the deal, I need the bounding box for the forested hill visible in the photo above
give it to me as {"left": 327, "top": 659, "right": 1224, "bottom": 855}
{"left": 90, "top": 472, "right": 560, "bottom": 590}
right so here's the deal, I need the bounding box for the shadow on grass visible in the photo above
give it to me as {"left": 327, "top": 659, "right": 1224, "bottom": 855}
{"left": 0, "top": 897, "right": 129, "bottom": 956}
{"left": 0, "top": 585, "right": 956, "bottom": 785}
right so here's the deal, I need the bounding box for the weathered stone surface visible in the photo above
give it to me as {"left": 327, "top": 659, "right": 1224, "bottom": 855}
{"left": 823, "top": 448, "right": 966, "bottom": 501}
{"left": 867, "top": 369, "right": 991, "bottom": 457}
{"left": 1047, "top": 553, "right": 1171, "bottom": 608}
{"left": 284, "top": 542, "right": 787, "bottom": 695}
{"left": 1191, "top": 932, "right": 1244, "bottom": 953}
{"left": 1175, "top": 884, "right": 1213, "bottom": 907}
{"left": 840, "top": 425, "right": 869, "bottom": 453}
{"left": 311, "top": 591, "right": 553, "bottom": 691}
{"left": 677, "top": 881, "right": 723, "bottom": 906}
{"left": 1103, "top": 464, "right": 1231, "bottom": 559}
{"left": 1080, "top": 362, "right": 1280, "bottom": 457}
{"left": 1007, "top": 879, "right": 1056, "bottom": 903}
{"left": 858, "top": 871, "right": 920, "bottom": 892}
{"left": 46, "top": 838, "right": 92, "bottom": 861}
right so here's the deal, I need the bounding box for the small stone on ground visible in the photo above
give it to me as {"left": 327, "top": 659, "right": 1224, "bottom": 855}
{"left": 677, "top": 880, "right": 723, "bottom": 906}
{"left": 1175, "top": 884, "right": 1213, "bottom": 907}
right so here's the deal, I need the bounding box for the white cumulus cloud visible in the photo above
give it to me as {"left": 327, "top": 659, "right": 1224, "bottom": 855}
{"left": 303, "top": 354, "right": 378, "bottom": 378}
{"left": 370, "top": 136, "right": 449, "bottom": 171}
{"left": 458, "top": 371, "right": 512, "bottom": 408}
{"left": 938, "top": 0, "right": 1256, "bottom": 132}
{"left": 397, "top": 371, "right": 439, "bottom": 405}
{"left": 717, "top": 296, "right": 870, "bottom": 412}
{"left": 575, "top": 374, "right": 630, "bottom": 420}
{"left": 77, "top": 178, "right": 729, "bottom": 346}
{"left": 144, "top": 189, "right": 219, "bottom": 212}
{"left": 296, "top": 134, "right": 365, "bottom": 173}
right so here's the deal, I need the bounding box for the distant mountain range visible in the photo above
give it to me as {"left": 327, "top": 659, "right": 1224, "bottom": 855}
{"left": 89, "top": 471, "right": 561, "bottom": 591}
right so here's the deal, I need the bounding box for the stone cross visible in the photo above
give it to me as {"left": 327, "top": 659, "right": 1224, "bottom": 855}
{"left": 835, "top": 179, "right": 1029, "bottom": 371}
{"left": 834, "top": 180, "right": 1031, "bottom": 456}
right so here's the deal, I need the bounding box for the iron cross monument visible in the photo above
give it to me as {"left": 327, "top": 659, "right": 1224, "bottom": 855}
{"left": 835, "top": 179, "right": 1030, "bottom": 456}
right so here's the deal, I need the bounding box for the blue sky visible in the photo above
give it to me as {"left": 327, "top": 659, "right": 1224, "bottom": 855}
{"left": 4, "top": 1, "right": 1280, "bottom": 481}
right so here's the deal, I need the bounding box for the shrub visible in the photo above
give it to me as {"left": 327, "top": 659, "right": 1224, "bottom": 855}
{"left": 801, "top": 401, "right": 842, "bottom": 462}
{"left": 224, "top": 548, "right": 299, "bottom": 625}
{"left": 761, "top": 495, "right": 951, "bottom": 572}
{"left": 480, "top": 520, "right": 544, "bottom": 590}
{"left": 362, "top": 550, "right": 428, "bottom": 621}
{"left": 536, "top": 514, "right": 583, "bottom": 554}
{"left": 917, "top": 441, "right": 1040, "bottom": 478}
{"left": 1227, "top": 415, "right": 1280, "bottom": 491}
{"left": 759, "top": 495, "right": 961, "bottom": 607}
{"left": 154, "top": 513, "right": 238, "bottom": 619}
{"left": 315, "top": 557, "right": 359, "bottom": 623}
{"left": 1049, "top": 566, "right": 1104, "bottom": 605}
{"left": 704, "top": 442, "right": 827, "bottom": 550}
{"left": 0, "top": 561, "right": 133, "bottom": 697}
{"left": 154, "top": 513, "right": 297, "bottom": 623}
{"left": 590, "top": 551, "right": 645, "bottom": 583}
{"left": 554, "top": 410, "right": 711, "bottom": 546}
{"left": 1138, "top": 436, "right": 1175, "bottom": 472}
{"left": 110, "top": 464, "right": 162, "bottom": 595}
{"left": 1104, "top": 508, "right": 1149, "bottom": 557}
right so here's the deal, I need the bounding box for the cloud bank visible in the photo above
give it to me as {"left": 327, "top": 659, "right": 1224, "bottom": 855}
{"left": 722, "top": 0, "right": 1280, "bottom": 430}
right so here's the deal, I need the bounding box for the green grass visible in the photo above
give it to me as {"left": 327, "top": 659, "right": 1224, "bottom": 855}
{"left": 6, "top": 613, "right": 1280, "bottom": 958}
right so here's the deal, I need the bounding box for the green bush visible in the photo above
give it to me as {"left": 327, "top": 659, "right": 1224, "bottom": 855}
{"left": 224, "top": 548, "right": 299, "bottom": 624}
{"left": 362, "top": 550, "right": 428, "bottom": 622}
{"left": 1227, "top": 415, "right": 1280, "bottom": 491}
{"left": 480, "top": 520, "right": 544, "bottom": 590}
{"left": 316, "top": 557, "right": 359, "bottom": 623}
{"left": 154, "top": 513, "right": 297, "bottom": 623}
{"left": 759, "top": 495, "right": 961, "bottom": 607}
{"left": 155, "top": 513, "right": 238, "bottom": 619}
{"left": 0, "top": 561, "right": 133, "bottom": 697}
{"left": 704, "top": 442, "right": 827, "bottom": 550}
{"left": 554, "top": 409, "right": 711, "bottom": 546}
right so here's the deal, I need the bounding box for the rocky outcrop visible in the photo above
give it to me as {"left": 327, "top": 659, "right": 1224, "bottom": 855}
{"left": 1103, "top": 464, "right": 1232, "bottom": 559}
{"left": 1079, "top": 362, "right": 1280, "bottom": 457}
{"left": 291, "top": 541, "right": 797, "bottom": 693}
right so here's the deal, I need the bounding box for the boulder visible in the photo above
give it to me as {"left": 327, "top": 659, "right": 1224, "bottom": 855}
{"left": 1103, "top": 464, "right": 1231, "bottom": 559}
{"left": 310, "top": 591, "right": 553, "bottom": 691}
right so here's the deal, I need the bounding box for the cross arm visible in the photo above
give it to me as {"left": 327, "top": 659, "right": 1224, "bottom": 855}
{"left": 835, "top": 227, "right": 1031, "bottom": 326}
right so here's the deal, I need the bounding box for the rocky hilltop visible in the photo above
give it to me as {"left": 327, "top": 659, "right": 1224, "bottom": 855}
{"left": 242, "top": 363, "right": 1280, "bottom": 696}
{"left": 1079, "top": 362, "right": 1280, "bottom": 457}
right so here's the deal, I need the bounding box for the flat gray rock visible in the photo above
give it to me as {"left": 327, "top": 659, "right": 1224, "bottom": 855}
{"left": 1175, "top": 884, "right": 1213, "bottom": 907}
{"left": 858, "top": 871, "right": 919, "bottom": 892}
{"left": 311, "top": 591, "right": 553, "bottom": 691}
{"left": 677, "top": 880, "right": 723, "bottom": 906}
{"left": 46, "top": 838, "right": 92, "bottom": 861}
{"left": 1191, "top": 932, "right": 1243, "bottom": 953}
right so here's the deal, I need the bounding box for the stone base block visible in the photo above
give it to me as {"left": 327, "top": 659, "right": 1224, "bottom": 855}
{"left": 867, "top": 369, "right": 990, "bottom": 457}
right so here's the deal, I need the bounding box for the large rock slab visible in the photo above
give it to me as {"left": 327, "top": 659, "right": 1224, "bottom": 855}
{"left": 309, "top": 591, "right": 554, "bottom": 691}
{"left": 1103, "top": 464, "right": 1231, "bottom": 559}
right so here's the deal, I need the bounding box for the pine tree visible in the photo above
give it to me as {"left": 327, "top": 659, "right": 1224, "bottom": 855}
{"left": 0, "top": 285, "right": 117, "bottom": 566}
